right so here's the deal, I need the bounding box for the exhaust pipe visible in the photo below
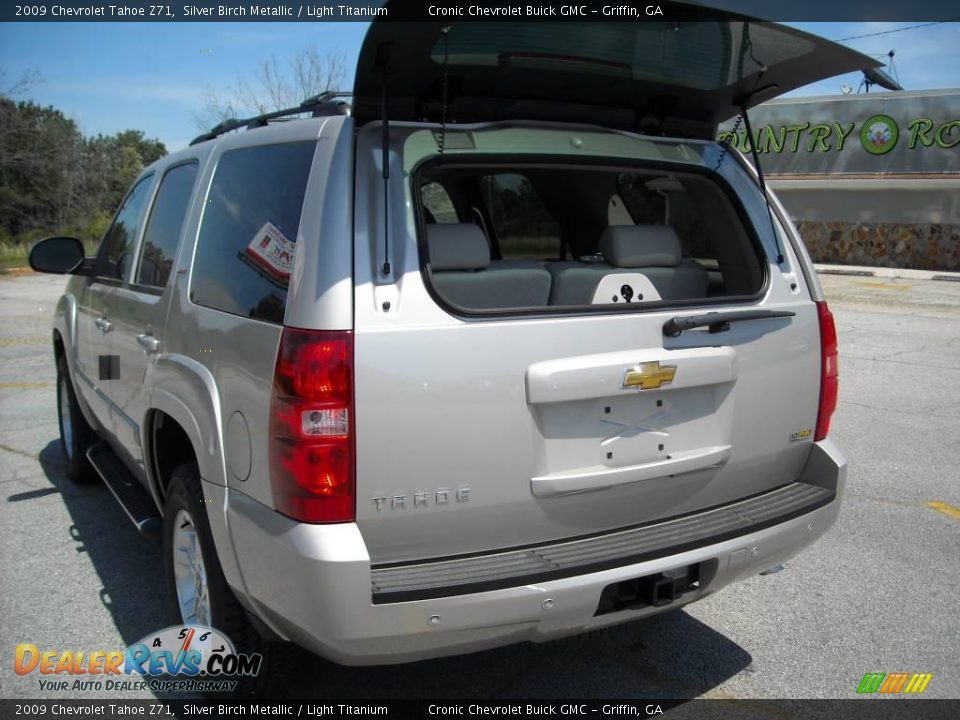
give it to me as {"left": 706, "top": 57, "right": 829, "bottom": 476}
{"left": 760, "top": 564, "right": 786, "bottom": 576}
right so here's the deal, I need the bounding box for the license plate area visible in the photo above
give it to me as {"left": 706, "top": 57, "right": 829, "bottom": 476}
{"left": 595, "top": 563, "right": 702, "bottom": 616}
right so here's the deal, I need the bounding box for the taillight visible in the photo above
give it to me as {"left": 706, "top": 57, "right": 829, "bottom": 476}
{"left": 270, "top": 328, "right": 354, "bottom": 523}
{"left": 815, "top": 301, "right": 838, "bottom": 441}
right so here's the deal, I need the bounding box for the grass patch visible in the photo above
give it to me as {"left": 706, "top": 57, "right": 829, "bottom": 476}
{"left": 0, "top": 255, "right": 29, "bottom": 270}
{"left": 0, "top": 242, "right": 31, "bottom": 270}
{"left": 0, "top": 239, "right": 98, "bottom": 271}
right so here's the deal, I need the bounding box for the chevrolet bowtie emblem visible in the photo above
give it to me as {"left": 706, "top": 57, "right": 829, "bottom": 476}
{"left": 621, "top": 361, "right": 676, "bottom": 391}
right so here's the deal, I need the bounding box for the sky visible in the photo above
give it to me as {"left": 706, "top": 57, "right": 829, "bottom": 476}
{"left": 0, "top": 20, "right": 957, "bottom": 152}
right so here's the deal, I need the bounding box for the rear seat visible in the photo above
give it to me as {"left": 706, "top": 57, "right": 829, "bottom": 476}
{"left": 426, "top": 224, "right": 552, "bottom": 309}
{"left": 547, "top": 225, "right": 709, "bottom": 305}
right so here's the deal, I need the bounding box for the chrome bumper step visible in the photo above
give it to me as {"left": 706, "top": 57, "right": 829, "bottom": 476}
{"left": 370, "top": 482, "right": 834, "bottom": 603}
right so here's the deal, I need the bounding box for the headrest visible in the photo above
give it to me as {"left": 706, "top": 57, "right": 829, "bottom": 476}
{"left": 426, "top": 224, "right": 491, "bottom": 271}
{"left": 599, "top": 225, "right": 682, "bottom": 268}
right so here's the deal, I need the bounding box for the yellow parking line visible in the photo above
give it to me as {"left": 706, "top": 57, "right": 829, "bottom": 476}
{"left": 851, "top": 280, "right": 911, "bottom": 291}
{"left": 0, "top": 382, "right": 54, "bottom": 389}
{"left": 0, "top": 336, "right": 48, "bottom": 346}
{"left": 927, "top": 502, "right": 960, "bottom": 521}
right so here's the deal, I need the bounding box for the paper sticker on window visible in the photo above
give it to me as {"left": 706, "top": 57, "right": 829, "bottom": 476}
{"left": 241, "top": 222, "right": 295, "bottom": 287}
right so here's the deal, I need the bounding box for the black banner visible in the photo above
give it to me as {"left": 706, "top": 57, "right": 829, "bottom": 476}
{"left": 3, "top": 700, "right": 960, "bottom": 720}
{"left": 3, "top": 0, "right": 960, "bottom": 22}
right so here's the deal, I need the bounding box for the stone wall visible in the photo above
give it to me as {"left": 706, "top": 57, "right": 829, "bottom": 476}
{"left": 795, "top": 221, "right": 960, "bottom": 271}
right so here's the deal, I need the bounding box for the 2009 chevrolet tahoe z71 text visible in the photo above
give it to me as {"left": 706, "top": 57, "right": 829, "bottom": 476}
{"left": 31, "top": 10, "right": 866, "bottom": 694}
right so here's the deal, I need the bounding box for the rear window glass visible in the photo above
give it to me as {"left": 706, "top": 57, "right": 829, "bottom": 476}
{"left": 431, "top": 22, "right": 814, "bottom": 91}
{"left": 418, "top": 163, "right": 765, "bottom": 312}
{"left": 190, "top": 142, "right": 315, "bottom": 324}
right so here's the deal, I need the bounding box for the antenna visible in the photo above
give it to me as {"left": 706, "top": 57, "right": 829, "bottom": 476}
{"left": 860, "top": 52, "right": 904, "bottom": 93}
{"left": 862, "top": 67, "right": 903, "bottom": 92}
{"left": 886, "top": 49, "right": 901, "bottom": 87}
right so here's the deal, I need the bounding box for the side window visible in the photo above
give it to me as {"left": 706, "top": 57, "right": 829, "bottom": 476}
{"left": 135, "top": 162, "right": 199, "bottom": 289}
{"left": 479, "top": 174, "right": 559, "bottom": 261}
{"left": 95, "top": 175, "right": 154, "bottom": 281}
{"left": 618, "top": 172, "right": 762, "bottom": 295}
{"left": 421, "top": 182, "right": 458, "bottom": 223}
{"left": 616, "top": 175, "right": 666, "bottom": 226}
{"left": 190, "top": 142, "right": 315, "bottom": 324}
{"left": 618, "top": 174, "right": 710, "bottom": 259}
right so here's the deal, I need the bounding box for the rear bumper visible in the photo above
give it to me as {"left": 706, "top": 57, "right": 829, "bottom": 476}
{"left": 218, "top": 439, "right": 846, "bottom": 665}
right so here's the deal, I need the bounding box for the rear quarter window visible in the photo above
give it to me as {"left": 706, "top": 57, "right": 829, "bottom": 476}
{"left": 190, "top": 142, "right": 316, "bottom": 324}
{"left": 421, "top": 182, "right": 459, "bottom": 223}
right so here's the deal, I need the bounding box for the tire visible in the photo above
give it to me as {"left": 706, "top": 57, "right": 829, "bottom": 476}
{"left": 163, "top": 462, "right": 295, "bottom": 697}
{"left": 56, "top": 354, "right": 98, "bottom": 483}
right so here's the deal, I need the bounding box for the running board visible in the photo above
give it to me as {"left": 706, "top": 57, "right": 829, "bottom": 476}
{"left": 86, "top": 443, "right": 162, "bottom": 540}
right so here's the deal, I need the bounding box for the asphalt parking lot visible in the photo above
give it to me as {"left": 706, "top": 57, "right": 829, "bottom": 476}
{"left": 1, "top": 272, "right": 958, "bottom": 702}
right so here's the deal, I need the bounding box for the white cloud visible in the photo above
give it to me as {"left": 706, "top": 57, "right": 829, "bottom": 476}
{"left": 47, "top": 80, "right": 206, "bottom": 107}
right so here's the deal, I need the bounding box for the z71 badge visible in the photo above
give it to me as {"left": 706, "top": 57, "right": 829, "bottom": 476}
{"left": 790, "top": 429, "right": 813, "bottom": 441}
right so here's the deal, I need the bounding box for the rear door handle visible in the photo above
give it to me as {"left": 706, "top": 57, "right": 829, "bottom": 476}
{"left": 136, "top": 333, "right": 160, "bottom": 353}
{"left": 95, "top": 317, "right": 113, "bottom": 334}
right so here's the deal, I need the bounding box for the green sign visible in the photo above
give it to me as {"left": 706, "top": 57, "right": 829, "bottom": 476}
{"left": 716, "top": 90, "right": 960, "bottom": 175}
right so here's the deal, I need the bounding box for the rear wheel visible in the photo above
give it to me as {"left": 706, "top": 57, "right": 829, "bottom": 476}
{"left": 163, "top": 462, "right": 294, "bottom": 697}
{"left": 56, "top": 354, "right": 98, "bottom": 483}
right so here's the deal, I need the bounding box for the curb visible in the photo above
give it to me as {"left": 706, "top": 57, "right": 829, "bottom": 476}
{"left": 816, "top": 268, "right": 875, "bottom": 277}
{"left": 815, "top": 265, "right": 960, "bottom": 282}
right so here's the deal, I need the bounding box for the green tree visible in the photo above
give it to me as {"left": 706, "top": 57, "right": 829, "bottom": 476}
{"left": 0, "top": 98, "right": 85, "bottom": 235}
{"left": 0, "top": 93, "right": 166, "bottom": 244}
{"left": 89, "top": 130, "right": 167, "bottom": 214}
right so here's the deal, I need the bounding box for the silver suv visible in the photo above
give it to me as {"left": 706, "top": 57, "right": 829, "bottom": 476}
{"left": 30, "top": 14, "right": 867, "bottom": 691}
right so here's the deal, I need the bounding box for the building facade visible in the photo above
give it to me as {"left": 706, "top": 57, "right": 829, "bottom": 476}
{"left": 718, "top": 89, "right": 959, "bottom": 270}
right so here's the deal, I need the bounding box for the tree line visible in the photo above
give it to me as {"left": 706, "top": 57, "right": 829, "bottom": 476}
{"left": 1, "top": 46, "right": 345, "bottom": 254}
{"left": 0, "top": 92, "right": 166, "bottom": 249}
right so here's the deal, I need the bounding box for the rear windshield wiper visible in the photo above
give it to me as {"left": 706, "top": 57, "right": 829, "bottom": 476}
{"left": 663, "top": 310, "right": 795, "bottom": 337}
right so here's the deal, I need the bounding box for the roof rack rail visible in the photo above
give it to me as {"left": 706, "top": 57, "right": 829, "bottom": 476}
{"left": 189, "top": 91, "right": 352, "bottom": 146}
